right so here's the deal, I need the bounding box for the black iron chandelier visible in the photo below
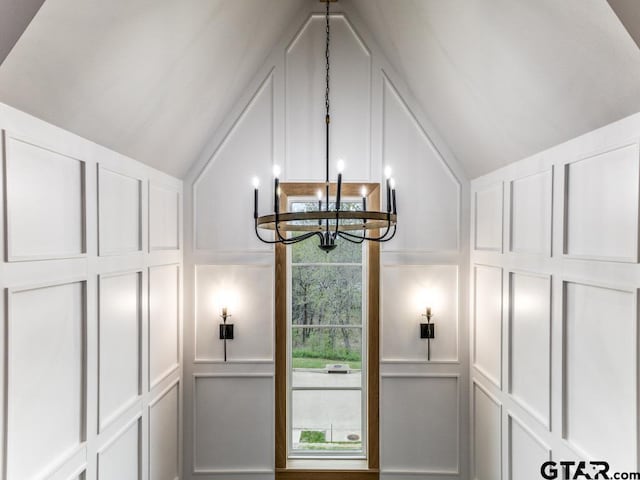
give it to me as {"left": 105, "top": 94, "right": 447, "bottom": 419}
{"left": 252, "top": 0, "right": 397, "bottom": 251}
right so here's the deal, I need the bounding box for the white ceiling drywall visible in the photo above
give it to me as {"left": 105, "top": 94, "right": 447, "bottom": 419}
{"left": 0, "top": 0, "right": 45, "bottom": 65}
{"left": 0, "top": 0, "right": 639, "bottom": 178}
{"left": 348, "top": 0, "right": 640, "bottom": 178}
{"left": 0, "top": 0, "right": 305, "bottom": 177}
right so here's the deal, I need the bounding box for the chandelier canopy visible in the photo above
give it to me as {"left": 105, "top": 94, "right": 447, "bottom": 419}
{"left": 252, "top": 0, "right": 397, "bottom": 251}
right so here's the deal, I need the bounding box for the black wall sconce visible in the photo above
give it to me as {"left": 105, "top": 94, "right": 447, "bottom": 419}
{"left": 420, "top": 307, "right": 435, "bottom": 361}
{"left": 219, "top": 306, "right": 234, "bottom": 362}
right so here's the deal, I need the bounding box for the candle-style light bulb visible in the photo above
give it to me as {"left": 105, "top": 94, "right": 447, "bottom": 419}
{"left": 221, "top": 306, "right": 228, "bottom": 318}
{"left": 384, "top": 165, "right": 392, "bottom": 179}
{"left": 389, "top": 178, "right": 396, "bottom": 189}
{"left": 360, "top": 186, "right": 367, "bottom": 212}
{"left": 252, "top": 177, "right": 260, "bottom": 188}
{"left": 272, "top": 164, "right": 281, "bottom": 178}
{"left": 336, "top": 158, "right": 345, "bottom": 173}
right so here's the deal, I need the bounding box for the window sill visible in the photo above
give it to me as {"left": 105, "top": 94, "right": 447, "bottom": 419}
{"left": 286, "top": 458, "right": 369, "bottom": 470}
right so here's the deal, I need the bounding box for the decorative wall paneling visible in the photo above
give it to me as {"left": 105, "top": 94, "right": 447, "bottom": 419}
{"left": 380, "top": 374, "right": 460, "bottom": 476}
{"left": 470, "top": 112, "right": 640, "bottom": 478}
{"left": 194, "top": 265, "right": 274, "bottom": 363}
{"left": 0, "top": 102, "right": 183, "bottom": 480}
{"left": 192, "top": 374, "right": 274, "bottom": 475}
{"left": 183, "top": 3, "right": 469, "bottom": 479}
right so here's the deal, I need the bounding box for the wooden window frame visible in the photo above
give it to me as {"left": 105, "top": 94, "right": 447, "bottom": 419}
{"left": 275, "top": 182, "right": 380, "bottom": 480}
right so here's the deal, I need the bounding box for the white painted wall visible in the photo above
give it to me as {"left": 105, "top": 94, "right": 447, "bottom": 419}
{"left": 470, "top": 111, "right": 640, "bottom": 479}
{"left": 183, "top": 3, "right": 469, "bottom": 480}
{"left": 0, "top": 102, "right": 183, "bottom": 480}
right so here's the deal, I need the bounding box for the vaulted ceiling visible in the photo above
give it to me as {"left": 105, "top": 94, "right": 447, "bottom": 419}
{"left": 0, "top": 0, "right": 639, "bottom": 178}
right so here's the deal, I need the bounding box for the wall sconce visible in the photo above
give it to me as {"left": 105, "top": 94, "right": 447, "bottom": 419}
{"left": 219, "top": 306, "right": 234, "bottom": 362}
{"left": 420, "top": 307, "right": 435, "bottom": 361}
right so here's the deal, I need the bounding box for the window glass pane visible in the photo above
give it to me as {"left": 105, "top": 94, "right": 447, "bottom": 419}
{"left": 292, "top": 327, "right": 362, "bottom": 368}
{"left": 292, "top": 327, "right": 362, "bottom": 388}
{"left": 288, "top": 197, "right": 366, "bottom": 458}
{"left": 292, "top": 265, "right": 362, "bottom": 326}
{"left": 291, "top": 390, "right": 362, "bottom": 453}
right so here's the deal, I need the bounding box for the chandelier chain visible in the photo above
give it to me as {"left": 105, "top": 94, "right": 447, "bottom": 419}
{"left": 325, "top": 0, "right": 330, "bottom": 121}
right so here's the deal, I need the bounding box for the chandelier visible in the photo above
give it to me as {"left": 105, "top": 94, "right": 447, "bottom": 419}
{"left": 251, "top": 0, "right": 397, "bottom": 252}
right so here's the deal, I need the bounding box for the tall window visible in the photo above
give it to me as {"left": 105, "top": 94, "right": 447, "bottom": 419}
{"left": 289, "top": 200, "right": 366, "bottom": 457}
{"left": 275, "top": 182, "right": 380, "bottom": 479}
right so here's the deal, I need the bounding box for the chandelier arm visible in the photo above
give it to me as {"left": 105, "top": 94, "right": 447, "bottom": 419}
{"left": 337, "top": 231, "right": 365, "bottom": 244}
{"left": 369, "top": 225, "right": 397, "bottom": 242}
{"left": 283, "top": 231, "right": 321, "bottom": 245}
{"left": 340, "top": 224, "right": 397, "bottom": 243}
{"left": 274, "top": 214, "right": 290, "bottom": 243}
{"left": 254, "top": 223, "right": 285, "bottom": 245}
{"left": 254, "top": 222, "right": 318, "bottom": 245}
{"left": 338, "top": 215, "right": 393, "bottom": 242}
{"left": 279, "top": 230, "right": 320, "bottom": 245}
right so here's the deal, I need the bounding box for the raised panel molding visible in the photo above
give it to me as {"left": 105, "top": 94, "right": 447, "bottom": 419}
{"left": 563, "top": 142, "right": 640, "bottom": 262}
{"left": 193, "top": 374, "right": 274, "bottom": 474}
{"left": 471, "top": 111, "right": 640, "bottom": 480}
{"left": 474, "top": 183, "right": 503, "bottom": 252}
{"left": 508, "top": 272, "right": 551, "bottom": 428}
{"left": 381, "top": 265, "right": 459, "bottom": 363}
{"left": 97, "top": 417, "right": 141, "bottom": 480}
{"left": 285, "top": 14, "right": 371, "bottom": 182}
{"left": 380, "top": 375, "right": 459, "bottom": 475}
{"left": 473, "top": 265, "right": 503, "bottom": 388}
{"left": 149, "top": 264, "right": 180, "bottom": 389}
{"left": 98, "top": 271, "right": 142, "bottom": 432}
{"left": 4, "top": 133, "right": 86, "bottom": 261}
{"left": 149, "top": 381, "right": 180, "bottom": 480}
{"left": 194, "top": 71, "right": 274, "bottom": 253}
{"left": 194, "top": 264, "right": 274, "bottom": 363}
{"left": 473, "top": 382, "right": 502, "bottom": 480}
{"left": 149, "top": 183, "right": 180, "bottom": 251}
{"left": 6, "top": 280, "right": 86, "bottom": 480}
{"left": 508, "top": 414, "right": 550, "bottom": 480}
{"left": 98, "top": 166, "right": 142, "bottom": 256}
{"left": 382, "top": 75, "right": 460, "bottom": 252}
{"left": 0, "top": 105, "right": 183, "bottom": 480}
{"left": 563, "top": 280, "right": 638, "bottom": 471}
{"left": 509, "top": 169, "right": 552, "bottom": 256}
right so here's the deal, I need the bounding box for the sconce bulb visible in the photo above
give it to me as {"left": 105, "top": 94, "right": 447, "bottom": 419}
{"left": 360, "top": 186, "right": 367, "bottom": 197}
{"left": 384, "top": 165, "right": 392, "bottom": 179}
{"left": 317, "top": 189, "right": 323, "bottom": 200}
{"left": 272, "top": 164, "right": 281, "bottom": 178}
{"left": 252, "top": 176, "right": 260, "bottom": 188}
{"left": 336, "top": 158, "right": 345, "bottom": 173}
{"left": 390, "top": 178, "right": 396, "bottom": 189}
